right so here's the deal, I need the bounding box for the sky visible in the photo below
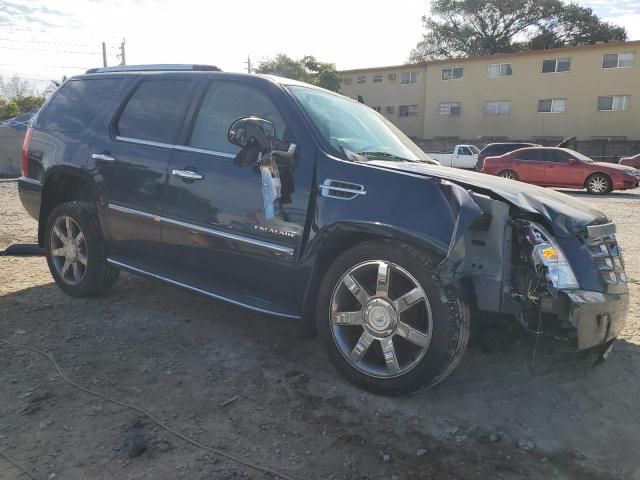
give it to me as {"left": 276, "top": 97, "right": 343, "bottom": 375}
{"left": 0, "top": 0, "right": 638, "bottom": 91}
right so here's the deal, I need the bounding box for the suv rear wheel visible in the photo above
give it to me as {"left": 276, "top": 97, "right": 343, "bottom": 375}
{"left": 45, "top": 201, "right": 119, "bottom": 297}
{"left": 315, "top": 240, "right": 470, "bottom": 395}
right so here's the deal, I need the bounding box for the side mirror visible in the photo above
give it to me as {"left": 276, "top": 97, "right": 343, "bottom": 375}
{"left": 228, "top": 116, "right": 297, "bottom": 167}
{"left": 228, "top": 116, "right": 276, "bottom": 153}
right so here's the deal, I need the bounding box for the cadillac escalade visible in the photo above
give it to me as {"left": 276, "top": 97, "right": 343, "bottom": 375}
{"left": 18, "top": 64, "right": 628, "bottom": 395}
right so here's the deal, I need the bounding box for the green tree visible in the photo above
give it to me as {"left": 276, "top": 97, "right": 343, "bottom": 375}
{"left": 410, "top": 0, "right": 627, "bottom": 61}
{"left": 255, "top": 54, "right": 340, "bottom": 92}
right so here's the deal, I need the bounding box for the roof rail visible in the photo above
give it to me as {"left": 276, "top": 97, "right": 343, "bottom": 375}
{"left": 85, "top": 64, "right": 221, "bottom": 74}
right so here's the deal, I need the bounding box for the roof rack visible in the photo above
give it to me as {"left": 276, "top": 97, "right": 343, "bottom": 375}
{"left": 85, "top": 64, "right": 221, "bottom": 74}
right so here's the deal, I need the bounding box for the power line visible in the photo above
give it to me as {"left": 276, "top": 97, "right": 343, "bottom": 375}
{"left": 0, "top": 63, "right": 89, "bottom": 70}
{"left": 0, "top": 45, "right": 100, "bottom": 54}
{"left": 0, "top": 37, "right": 97, "bottom": 48}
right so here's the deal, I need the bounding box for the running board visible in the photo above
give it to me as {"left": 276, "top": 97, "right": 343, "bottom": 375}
{"left": 107, "top": 257, "right": 301, "bottom": 320}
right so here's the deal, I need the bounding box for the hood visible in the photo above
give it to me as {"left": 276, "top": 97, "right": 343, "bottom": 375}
{"left": 592, "top": 161, "right": 636, "bottom": 172}
{"left": 368, "top": 161, "right": 610, "bottom": 238}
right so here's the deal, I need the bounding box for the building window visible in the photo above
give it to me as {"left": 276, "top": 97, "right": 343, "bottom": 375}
{"left": 542, "top": 57, "right": 571, "bottom": 73}
{"left": 538, "top": 98, "right": 567, "bottom": 113}
{"left": 372, "top": 74, "right": 383, "bottom": 83}
{"left": 438, "top": 102, "right": 461, "bottom": 116}
{"left": 357, "top": 75, "right": 366, "bottom": 84}
{"left": 602, "top": 52, "right": 635, "bottom": 69}
{"left": 373, "top": 106, "right": 382, "bottom": 113}
{"left": 488, "top": 63, "right": 512, "bottom": 77}
{"left": 484, "top": 100, "right": 511, "bottom": 115}
{"left": 399, "top": 105, "right": 419, "bottom": 117}
{"left": 341, "top": 77, "right": 352, "bottom": 85}
{"left": 400, "top": 72, "right": 420, "bottom": 84}
{"left": 597, "top": 95, "right": 630, "bottom": 111}
{"left": 441, "top": 67, "right": 463, "bottom": 80}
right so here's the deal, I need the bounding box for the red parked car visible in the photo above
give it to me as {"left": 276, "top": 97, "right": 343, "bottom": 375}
{"left": 482, "top": 147, "right": 640, "bottom": 194}
{"left": 619, "top": 154, "right": 640, "bottom": 169}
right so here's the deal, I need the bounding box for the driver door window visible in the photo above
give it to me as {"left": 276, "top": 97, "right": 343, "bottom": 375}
{"left": 188, "top": 82, "right": 287, "bottom": 154}
{"left": 458, "top": 147, "right": 471, "bottom": 156}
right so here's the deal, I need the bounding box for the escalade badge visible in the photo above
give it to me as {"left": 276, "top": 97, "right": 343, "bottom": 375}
{"left": 254, "top": 225, "right": 297, "bottom": 239}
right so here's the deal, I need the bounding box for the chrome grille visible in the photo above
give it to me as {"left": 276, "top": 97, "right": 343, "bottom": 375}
{"left": 587, "top": 234, "right": 626, "bottom": 285}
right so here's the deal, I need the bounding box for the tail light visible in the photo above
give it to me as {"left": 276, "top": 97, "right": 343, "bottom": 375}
{"left": 21, "top": 127, "right": 34, "bottom": 177}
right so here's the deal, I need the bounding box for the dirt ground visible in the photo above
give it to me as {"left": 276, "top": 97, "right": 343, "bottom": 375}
{"left": 1, "top": 179, "right": 640, "bottom": 480}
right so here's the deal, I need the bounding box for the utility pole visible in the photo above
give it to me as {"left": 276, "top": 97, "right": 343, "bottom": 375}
{"left": 245, "top": 55, "right": 251, "bottom": 74}
{"left": 118, "top": 38, "right": 126, "bottom": 66}
{"left": 102, "top": 42, "right": 108, "bottom": 67}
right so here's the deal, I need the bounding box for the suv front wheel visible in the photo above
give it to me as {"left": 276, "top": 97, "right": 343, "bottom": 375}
{"left": 45, "top": 201, "right": 120, "bottom": 297}
{"left": 315, "top": 240, "right": 470, "bottom": 395}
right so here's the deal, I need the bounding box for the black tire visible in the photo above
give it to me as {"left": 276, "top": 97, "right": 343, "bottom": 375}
{"left": 585, "top": 173, "right": 612, "bottom": 195}
{"left": 315, "top": 240, "right": 470, "bottom": 395}
{"left": 44, "top": 201, "right": 119, "bottom": 297}
{"left": 499, "top": 170, "right": 519, "bottom": 180}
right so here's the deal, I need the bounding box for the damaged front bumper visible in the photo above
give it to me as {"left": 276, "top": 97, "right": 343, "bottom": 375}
{"left": 554, "top": 290, "right": 628, "bottom": 350}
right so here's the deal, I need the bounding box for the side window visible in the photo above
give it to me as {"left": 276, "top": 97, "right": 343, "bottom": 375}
{"left": 546, "top": 150, "right": 568, "bottom": 163}
{"left": 458, "top": 147, "right": 471, "bottom": 155}
{"left": 117, "top": 79, "right": 195, "bottom": 144}
{"left": 518, "top": 150, "right": 543, "bottom": 161}
{"left": 37, "top": 79, "right": 123, "bottom": 133}
{"left": 188, "top": 82, "right": 286, "bottom": 154}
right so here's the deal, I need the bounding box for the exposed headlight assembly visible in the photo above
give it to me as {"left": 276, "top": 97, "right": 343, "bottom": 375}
{"left": 523, "top": 222, "right": 579, "bottom": 291}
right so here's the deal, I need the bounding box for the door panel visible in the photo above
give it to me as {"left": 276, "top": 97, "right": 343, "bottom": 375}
{"left": 93, "top": 77, "right": 197, "bottom": 262}
{"left": 544, "top": 150, "right": 585, "bottom": 187}
{"left": 513, "top": 150, "right": 546, "bottom": 184}
{"left": 160, "top": 80, "right": 312, "bottom": 306}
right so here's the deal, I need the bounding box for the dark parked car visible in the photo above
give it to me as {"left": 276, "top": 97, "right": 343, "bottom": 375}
{"left": 19, "top": 65, "right": 628, "bottom": 395}
{"left": 475, "top": 142, "right": 540, "bottom": 171}
{"left": 482, "top": 147, "right": 640, "bottom": 194}
{"left": 619, "top": 153, "right": 640, "bottom": 169}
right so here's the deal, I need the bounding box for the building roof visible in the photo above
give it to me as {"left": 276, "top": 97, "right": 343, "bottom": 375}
{"left": 337, "top": 40, "right": 640, "bottom": 74}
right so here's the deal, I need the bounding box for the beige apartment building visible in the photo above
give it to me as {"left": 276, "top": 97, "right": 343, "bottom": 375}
{"left": 339, "top": 41, "right": 640, "bottom": 142}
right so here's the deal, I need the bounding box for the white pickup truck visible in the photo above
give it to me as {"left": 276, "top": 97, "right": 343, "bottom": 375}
{"left": 428, "top": 145, "right": 479, "bottom": 169}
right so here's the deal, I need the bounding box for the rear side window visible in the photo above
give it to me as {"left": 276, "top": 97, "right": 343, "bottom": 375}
{"left": 37, "top": 78, "right": 122, "bottom": 133}
{"left": 518, "top": 149, "right": 544, "bottom": 161}
{"left": 188, "top": 81, "right": 286, "bottom": 154}
{"left": 117, "top": 79, "right": 195, "bottom": 144}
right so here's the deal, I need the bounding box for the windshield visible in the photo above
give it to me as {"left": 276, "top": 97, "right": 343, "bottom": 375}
{"left": 564, "top": 148, "right": 594, "bottom": 163}
{"left": 287, "top": 85, "right": 431, "bottom": 162}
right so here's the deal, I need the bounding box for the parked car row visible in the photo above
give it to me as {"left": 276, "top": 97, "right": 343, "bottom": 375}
{"left": 480, "top": 146, "right": 640, "bottom": 194}
{"left": 428, "top": 140, "right": 640, "bottom": 195}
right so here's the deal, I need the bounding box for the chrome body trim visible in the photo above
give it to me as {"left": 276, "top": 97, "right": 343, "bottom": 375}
{"left": 19, "top": 176, "right": 43, "bottom": 186}
{"left": 173, "top": 144, "right": 236, "bottom": 159}
{"left": 91, "top": 153, "right": 116, "bottom": 162}
{"left": 106, "top": 203, "right": 295, "bottom": 255}
{"left": 319, "top": 179, "right": 367, "bottom": 199}
{"left": 171, "top": 169, "right": 204, "bottom": 180}
{"left": 115, "top": 136, "right": 174, "bottom": 150}
{"left": 587, "top": 222, "right": 616, "bottom": 239}
{"left": 106, "top": 258, "right": 300, "bottom": 319}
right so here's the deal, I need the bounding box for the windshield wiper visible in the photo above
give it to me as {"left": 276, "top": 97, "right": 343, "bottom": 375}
{"left": 356, "top": 151, "right": 419, "bottom": 163}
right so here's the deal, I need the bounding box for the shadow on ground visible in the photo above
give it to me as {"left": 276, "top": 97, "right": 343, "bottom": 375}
{"left": 1, "top": 272, "right": 638, "bottom": 479}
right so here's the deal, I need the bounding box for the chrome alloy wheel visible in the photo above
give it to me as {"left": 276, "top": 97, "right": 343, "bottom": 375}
{"left": 330, "top": 261, "right": 433, "bottom": 378}
{"left": 588, "top": 175, "right": 608, "bottom": 194}
{"left": 500, "top": 171, "right": 517, "bottom": 180}
{"left": 50, "top": 215, "right": 88, "bottom": 285}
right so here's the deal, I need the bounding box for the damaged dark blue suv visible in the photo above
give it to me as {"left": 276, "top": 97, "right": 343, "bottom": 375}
{"left": 18, "top": 65, "right": 628, "bottom": 395}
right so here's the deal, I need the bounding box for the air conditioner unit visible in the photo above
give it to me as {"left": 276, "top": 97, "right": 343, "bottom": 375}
{"left": 386, "top": 106, "right": 395, "bottom": 113}
{"left": 388, "top": 73, "right": 397, "bottom": 80}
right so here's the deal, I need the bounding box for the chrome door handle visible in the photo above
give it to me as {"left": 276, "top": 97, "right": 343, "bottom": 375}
{"left": 92, "top": 153, "right": 116, "bottom": 162}
{"left": 171, "top": 169, "right": 203, "bottom": 180}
